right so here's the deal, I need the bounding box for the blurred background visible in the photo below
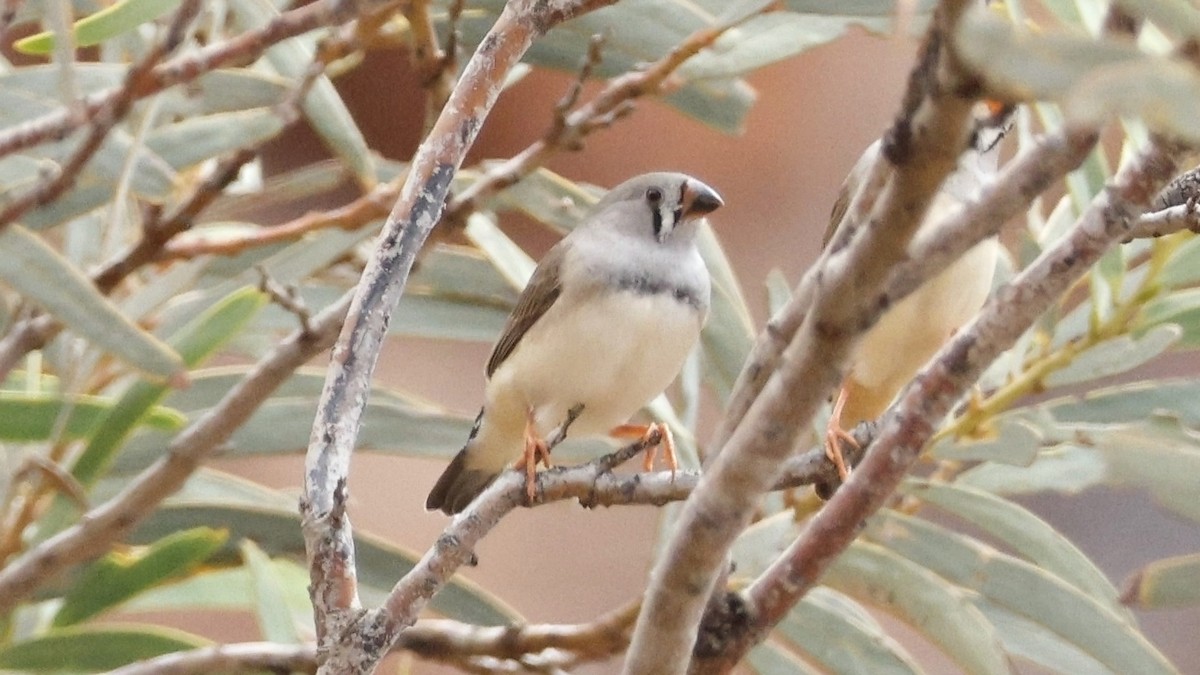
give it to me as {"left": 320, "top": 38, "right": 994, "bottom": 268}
{"left": 176, "top": 23, "right": 1200, "bottom": 674}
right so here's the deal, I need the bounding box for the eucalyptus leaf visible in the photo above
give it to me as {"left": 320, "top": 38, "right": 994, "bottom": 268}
{"left": 53, "top": 527, "right": 227, "bottom": 627}
{"left": 240, "top": 540, "right": 304, "bottom": 644}
{"left": 1122, "top": 552, "right": 1200, "bottom": 610}
{"left": 1138, "top": 289, "right": 1200, "bottom": 347}
{"left": 0, "top": 624, "right": 208, "bottom": 671}
{"left": 1159, "top": 235, "right": 1200, "bottom": 288}
{"left": 867, "top": 510, "right": 1176, "bottom": 675}
{"left": 777, "top": 587, "right": 921, "bottom": 675}
{"left": 929, "top": 414, "right": 1042, "bottom": 465}
{"left": 69, "top": 286, "right": 267, "bottom": 488}
{"left": 0, "top": 391, "right": 184, "bottom": 442}
{"left": 679, "top": 14, "right": 858, "bottom": 80}
{"left": 229, "top": 0, "right": 376, "bottom": 186}
{"left": 959, "top": 10, "right": 1200, "bottom": 141}
{"left": 747, "top": 640, "right": 821, "bottom": 675}
{"left": 825, "top": 541, "right": 1011, "bottom": 675}
{"left": 1044, "top": 324, "right": 1181, "bottom": 387}
{"left": 977, "top": 600, "right": 1112, "bottom": 674}
{"left": 900, "top": 479, "right": 1123, "bottom": 612}
{"left": 14, "top": 0, "right": 182, "bottom": 54}
{"left": 0, "top": 225, "right": 184, "bottom": 381}
{"left": 133, "top": 498, "right": 520, "bottom": 625}
{"left": 144, "top": 108, "right": 287, "bottom": 170}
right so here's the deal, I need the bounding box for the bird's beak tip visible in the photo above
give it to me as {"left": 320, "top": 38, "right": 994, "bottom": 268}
{"left": 684, "top": 180, "right": 723, "bottom": 217}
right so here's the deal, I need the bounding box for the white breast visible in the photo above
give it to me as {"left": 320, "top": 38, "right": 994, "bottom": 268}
{"left": 471, "top": 288, "right": 704, "bottom": 473}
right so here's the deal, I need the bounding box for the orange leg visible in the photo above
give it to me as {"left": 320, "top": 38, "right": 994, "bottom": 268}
{"left": 824, "top": 386, "right": 858, "bottom": 482}
{"left": 611, "top": 422, "right": 677, "bottom": 476}
{"left": 513, "top": 409, "right": 552, "bottom": 501}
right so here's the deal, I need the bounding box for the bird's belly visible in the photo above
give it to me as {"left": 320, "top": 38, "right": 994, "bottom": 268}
{"left": 850, "top": 237, "right": 998, "bottom": 403}
{"left": 489, "top": 290, "right": 703, "bottom": 439}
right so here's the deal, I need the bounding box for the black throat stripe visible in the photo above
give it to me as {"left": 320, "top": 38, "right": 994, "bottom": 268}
{"left": 614, "top": 274, "right": 704, "bottom": 311}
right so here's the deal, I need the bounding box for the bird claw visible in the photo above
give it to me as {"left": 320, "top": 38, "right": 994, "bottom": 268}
{"left": 612, "top": 422, "right": 677, "bottom": 479}
{"left": 516, "top": 411, "right": 553, "bottom": 502}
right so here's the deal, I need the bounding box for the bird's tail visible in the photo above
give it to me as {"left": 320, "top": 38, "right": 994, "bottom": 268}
{"left": 425, "top": 409, "right": 498, "bottom": 515}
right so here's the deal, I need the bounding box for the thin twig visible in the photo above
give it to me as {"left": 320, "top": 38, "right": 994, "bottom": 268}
{"left": 257, "top": 266, "right": 314, "bottom": 335}
{"left": 0, "top": 0, "right": 369, "bottom": 160}
{"left": 445, "top": 17, "right": 740, "bottom": 222}
{"left": 106, "top": 642, "right": 318, "bottom": 675}
{"left": 0, "top": 0, "right": 203, "bottom": 231}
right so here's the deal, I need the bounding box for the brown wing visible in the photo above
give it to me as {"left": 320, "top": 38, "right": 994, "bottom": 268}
{"left": 485, "top": 243, "right": 567, "bottom": 378}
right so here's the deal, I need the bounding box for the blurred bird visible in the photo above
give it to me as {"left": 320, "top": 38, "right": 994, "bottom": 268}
{"left": 427, "top": 172, "right": 722, "bottom": 514}
{"left": 824, "top": 112, "right": 1007, "bottom": 481}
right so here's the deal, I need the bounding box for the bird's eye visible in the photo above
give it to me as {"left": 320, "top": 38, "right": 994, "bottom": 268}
{"left": 645, "top": 187, "right": 663, "bottom": 204}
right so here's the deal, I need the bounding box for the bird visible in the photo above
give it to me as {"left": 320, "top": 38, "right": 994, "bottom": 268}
{"left": 426, "top": 172, "right": 722, "bottom": 514}
{"left": 823, "top": 114, "right": 1007, "bottom": 482}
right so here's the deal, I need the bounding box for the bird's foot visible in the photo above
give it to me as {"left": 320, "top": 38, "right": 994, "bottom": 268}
{"left": 824, "top": 423, "right": 857, "bottom": 483}
{"left": 611, "top": 422, "right": 677, "bottom": 478}
{"left": 515, "top": 414, "right": 553, "bottom": 502}
{"left": 825, "top": 386, "right": 856, "bottom": 482}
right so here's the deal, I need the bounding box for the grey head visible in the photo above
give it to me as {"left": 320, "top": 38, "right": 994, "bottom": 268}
{"left": 584, "top": 172, "right": 723, "bottom": 246}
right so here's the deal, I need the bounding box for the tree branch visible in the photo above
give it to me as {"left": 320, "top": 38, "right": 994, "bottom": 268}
{"left": 693, "top": 134, "right": 1193, "bottom": 672}
{"left": 298, "top": 1, "right": 618, "bottom": 671}
{"left": 622, "top": 3, "right": 981, "bottom": 672}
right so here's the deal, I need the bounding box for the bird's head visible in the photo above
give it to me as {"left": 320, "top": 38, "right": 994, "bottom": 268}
{"left": 592, "top": 172, "right": 723, "bottom": 245}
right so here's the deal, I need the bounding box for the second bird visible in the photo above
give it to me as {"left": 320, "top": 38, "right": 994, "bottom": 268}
{"left": 426, "top": 172, "right": 723, "bottom": 515}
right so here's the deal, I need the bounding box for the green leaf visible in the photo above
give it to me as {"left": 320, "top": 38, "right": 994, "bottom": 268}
{"left": 0, "top": 391, "right": 184, "bottom": 442}
{"left": 14, "top": 0, "right": 182, "bottom": 54}
{"left": 900, "top": 479, "right": 1123, "bottom": 612}
{"left": 777, "top": 587, "right": 921, "bottom": 675}
{"left": 486, "top": 167, "right": 596, "bottom": 233}
{"left": 1160, "top": 235, "right": 1200, "bottom": 288}
{"left": 929, "top": 413, "right": 1042, "bottom": 465}
{"left": 1044, "top": 324, "right": 1182, "bottom": 387}
{"left": 464, "top": 212, "right": 535, "bottom": 291}
{"left": 825, "top": 541, "right": 1011, "bottom": 675}
{"left": 0, "top": 624, "right": 208, "bottom": 671}
{"left": 144, "top": 109, "right": 287, "bottom": 171}
{"left": 228, "top": 0, "right": 376, "bottom": 186}
{"left": 959, "top": 10, "right": 1200, "bottom": 141}
{"left": 0, "top": 225, "right": 184, "bottom": 381}
{"left": 679, "top": 13, "right": 858, "bottom": 80}
{"left": 764, "top": 268, "right": 791, "bottom": 315}
{"left": 123, "top": 567, "right": 256, "bottom": 612}
{"left": 69, "top": 286, "right": 268, "bottom": 488}
{"left": 1042, "top": 378, "right": 1200, "bottom": 427}
{"left": 958, "top": 444, "right": 1109, "bottom": 495}
{"left": 1090, "top": 417, "right": 1200, "bottom": 523}
{"left": 240, "top": 540, "right": 304, "bottom": 643}
{"left": 747, "top": 640, "right": 821, "bottom": 675}
{"left": 1122, "top": 552, "right": 1200, "bottom": 610}
{"left": 977, "top": 600, "right": 1111, "bottom": 674}
{"left": 53, "top": 527, "right": 227, "bottom": 626}
{"left": 130, "top": 480, "right": 520, "bottom": 625}
{"left": 697, "top": 221, "right": 756, "bottom": 402}
{"left": 1138, "top": 289, "right": 1200, "bottom": 347}
{"left": 867, "top": 510, "right": 1177, "bottom": 675}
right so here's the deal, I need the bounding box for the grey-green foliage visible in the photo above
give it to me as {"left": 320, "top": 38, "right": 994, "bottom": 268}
{"left": 0, "top": 0, "right": 1198, "bottom": 672}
